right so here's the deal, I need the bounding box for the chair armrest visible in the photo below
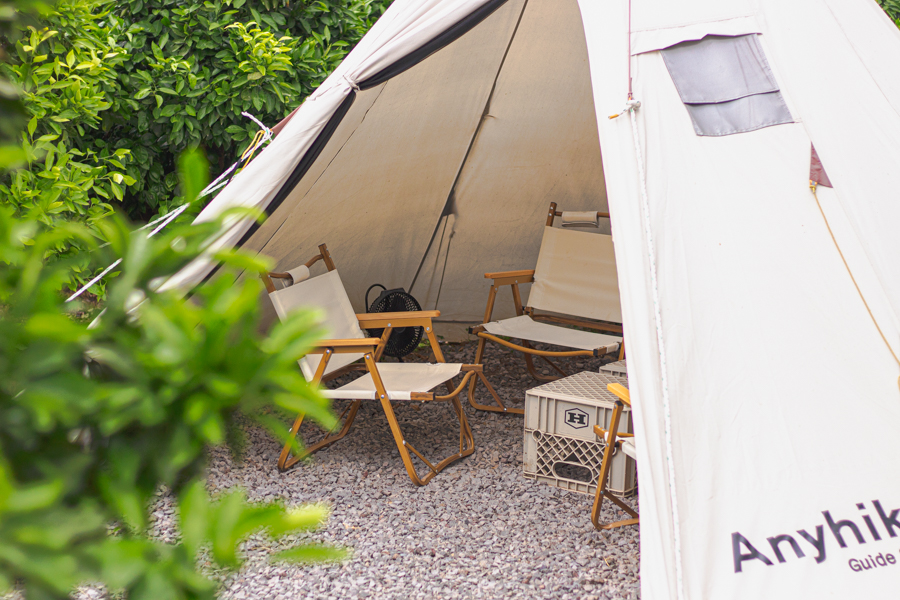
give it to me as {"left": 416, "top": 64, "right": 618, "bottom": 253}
{"left": 484, "top": 269, "right": 535, "bottom": 279}
{"left": 594, "top": 424, "right": 634, "bottom": 442}
{"left": 356, "top": 310, "right": 440, "bottom": 322}
{"left": 606, "top": 383, "right": 631, "bottom": 406}
{"left": 483, "top": 269, "right": 535, "bottom": 286}
{"left": 308, "top": 338, "right": 382, "bottom": 354}
{"left": 356, "top": 311, "right": 440, "bottom": 331}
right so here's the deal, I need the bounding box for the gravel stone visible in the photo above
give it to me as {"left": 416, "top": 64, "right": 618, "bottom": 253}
{"left": 5, "top": 341, "right": 640, "bottom": 600}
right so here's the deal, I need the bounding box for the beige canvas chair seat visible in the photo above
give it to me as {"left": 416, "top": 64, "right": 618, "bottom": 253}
{"left": 468, "top": 202, "right": 624, "bottom": 414}
{"left": 482, "top": 315, "right": 620, "bottom": 353}
{"left": 263, "top": 243, "right": 485, "bottom": 486}
{"left": 324, "top": 363, "right": 462, "bottom": 400}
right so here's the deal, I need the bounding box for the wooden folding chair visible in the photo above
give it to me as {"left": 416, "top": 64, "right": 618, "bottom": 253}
{"left": 591, "top": 382, "right": 639, "bottom": 530}
{"left": 468, "top": 202, "right": 624, "bottom": 414}
{"left": 262, "top": 244, "right": 479, "bottom": 486}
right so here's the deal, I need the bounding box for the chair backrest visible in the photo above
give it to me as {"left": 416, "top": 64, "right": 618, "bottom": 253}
{"left": 268, "top": 269, "right": 366, "bottom": 381}
{"left": 526, "top": 226, "right": 622, "bottom": 323}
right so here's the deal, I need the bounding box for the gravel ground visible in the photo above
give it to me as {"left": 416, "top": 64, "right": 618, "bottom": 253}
{"left": 8, "top": 341, "right": 641, "bottom": 600}
{"left": 201, "top": 341, "right": 641, "bottom": 600}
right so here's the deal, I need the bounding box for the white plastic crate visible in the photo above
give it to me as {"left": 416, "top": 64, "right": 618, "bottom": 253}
{"left": 523, "top": 371, "right": 636, "bottom": 497}
{"left": 599, "top": 359, "right": 628, "bottom": 381}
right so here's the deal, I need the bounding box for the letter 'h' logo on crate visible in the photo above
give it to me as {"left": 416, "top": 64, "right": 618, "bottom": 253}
{"left": 564, "top": 408, "right": 589, "bottom": 429}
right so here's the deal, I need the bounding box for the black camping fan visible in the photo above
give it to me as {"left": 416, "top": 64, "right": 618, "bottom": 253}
{"left": 364, "top": 284, "right": 424, "bottom": 359}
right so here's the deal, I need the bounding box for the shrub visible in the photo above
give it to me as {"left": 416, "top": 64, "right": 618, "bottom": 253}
{"left": 0, "top": 0, "right": 138, "bottom": 296}
{"left": 879, "top": 0, "right": 900, "bottom": 26}
{"left": 0, "top": 0, "right": 50, "bottom": 155}
{"left": 0, "top": 151, "right": 341, "bottom": 599}
{"left": 104, "top": 0, "right": 391, "bottom": 218}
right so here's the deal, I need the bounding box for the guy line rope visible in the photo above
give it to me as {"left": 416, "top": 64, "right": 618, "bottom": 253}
{"left": 610, "top": 94, "right": 686, "bottom": 600}
{"left": 809, "top": 181, "right": 900, "bottom": 391}
{"left": 66, "top": 113, "right": 273, "bottom": 302}
{"left": 610, "top": 0, "right": 685, "bottom": 593}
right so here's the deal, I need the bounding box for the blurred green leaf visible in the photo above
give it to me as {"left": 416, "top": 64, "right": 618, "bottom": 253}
{"left": 0, "top": 186, "right": 338, "bottom": 598}
{"left": 176, "top": 146, "right": 208, "bottom": 204}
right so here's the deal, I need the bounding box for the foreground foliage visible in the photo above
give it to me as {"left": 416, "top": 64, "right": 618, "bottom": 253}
{"left": 0, "top": 153, "right": 342, "bottom": 599}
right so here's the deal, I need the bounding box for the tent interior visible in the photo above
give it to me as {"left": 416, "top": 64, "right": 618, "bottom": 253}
{"left": 244, "top": 0, "right": 620, "bottom": 332}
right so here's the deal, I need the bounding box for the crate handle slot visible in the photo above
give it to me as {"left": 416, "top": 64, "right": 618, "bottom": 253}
{"left": 551, "top": 461, "right": 595, "bottom": 484}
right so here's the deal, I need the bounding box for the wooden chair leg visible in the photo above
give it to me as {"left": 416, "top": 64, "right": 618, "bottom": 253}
{"left": 592, "top": 489, "right": 640, "bottom": 530}
{"left": 537, "top": 353, "right": 568, "bottom": 378}
{"left": 377, "top": 394, "right": 474, "bottom": 486}
{"left": 522, "top": 345, "right": 553, "bottom": 381}
{"left": 466, "top": 337, "right": 524, "bottom": 414}
{"left": 591, "top": 402, "right": 639, "bottom": 530}
{"left": 365, "top": 355, "right": 474, "bottom": 486}
{"left": 449, "top": 395, "right": 475, "bottom": 456}
{"left": 521, "top": 341, "right": 563, "bottom": 382}
{"left": 278, "top": 400, "right": 362, "bottom": 472}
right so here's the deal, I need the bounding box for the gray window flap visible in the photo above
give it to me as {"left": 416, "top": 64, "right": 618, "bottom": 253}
{"left": 684, "top": 92, "right": 793, "bottom": 136}
{"left": 661, "top": 34, "right": 779, "bottom": 104}
{"left": 661, "top": 33, "right": 793, "bottom": 136}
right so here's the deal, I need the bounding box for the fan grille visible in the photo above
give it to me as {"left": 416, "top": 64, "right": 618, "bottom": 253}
{"left": 366, "top": 290, "right": 424, "bottom": 358}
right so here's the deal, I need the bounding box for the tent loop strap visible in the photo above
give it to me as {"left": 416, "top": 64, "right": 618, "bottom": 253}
{"left": 342, "top": 74, "right": 361, "bottom": 91}
{"left": 809, "top": 181, "right": 900, "bottom": 392}
{"left": 614, "top": 99, "right": 686, "bottom": 600}
{"left": 240, "top": 111, "right": 273, "bottom": 142}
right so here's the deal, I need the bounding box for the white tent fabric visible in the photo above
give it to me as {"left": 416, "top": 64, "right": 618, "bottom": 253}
{"left": 163, "top": 0, "right": 610, "bottom": 326}
{"left": 581, "top": 1, "right": 900, "bottom": 598}
{"left": 159, "top": 0, "right": 504, "bottom": 294}
{"left": 168, "top": 0, "right": 900, "bottom": 597}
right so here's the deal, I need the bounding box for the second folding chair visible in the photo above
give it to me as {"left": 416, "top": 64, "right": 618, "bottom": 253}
{"left": 468, "top": 202, "right": 625, "bottom": 414}
{"left": 262, "top": 243, "right": 482, "bottom": 486}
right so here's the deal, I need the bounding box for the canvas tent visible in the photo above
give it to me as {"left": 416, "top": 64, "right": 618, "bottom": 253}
{"left": 163, "top": 0, "right": 900, "bottom": 598}
{"left": 161, "top": 0, "right": 612, "bottom": 325}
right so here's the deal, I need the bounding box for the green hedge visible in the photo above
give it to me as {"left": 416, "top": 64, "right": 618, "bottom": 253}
{"left": 1, "top": 0, "right": 390, "bottom": 295}
{"left": 106, "top": 0, "right": 390, "bottom": 218}
{"left": 879, "top": 0, "right": 900, "bottom": 25}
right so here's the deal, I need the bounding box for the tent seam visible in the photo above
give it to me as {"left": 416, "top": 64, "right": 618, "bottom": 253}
{"left": 408, "top": 0, "right": 530, "bottom": 294}
{"left": 630, "top": 13, "right": 755, "bottom": 35}
{"left": 822, "top": 1, "right": 900, "bottom": 122}
{"left": 259, "top": 84, "right": 389, "bottom": 261}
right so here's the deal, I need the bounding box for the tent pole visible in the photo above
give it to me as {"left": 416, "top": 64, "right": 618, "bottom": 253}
{"left": 627, "top": 0, "right": 633, "bottom": 99}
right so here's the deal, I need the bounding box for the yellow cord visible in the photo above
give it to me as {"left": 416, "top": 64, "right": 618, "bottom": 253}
{"left": 241, "top": 130, "right": 265, "bottom": 162}
{"left": 810, "top": 181, "right": 900, "bottom": 392}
